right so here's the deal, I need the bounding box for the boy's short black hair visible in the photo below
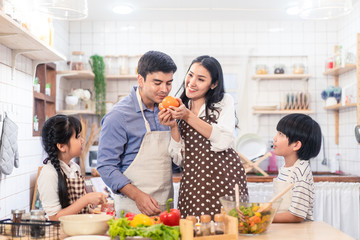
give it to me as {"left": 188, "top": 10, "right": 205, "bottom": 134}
{"left": 137, "top": 51, "right": 177, "bottom": 80}
{"left": 276, "top": 113, "right": 322, "bottom": 160}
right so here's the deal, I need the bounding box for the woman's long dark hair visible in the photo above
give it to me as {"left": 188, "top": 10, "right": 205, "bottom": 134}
{"left": 41, "top": 114, "right": 82, "bottom": 209}
{"left": 176, "top": 55, "right": 225, "bottom": 119}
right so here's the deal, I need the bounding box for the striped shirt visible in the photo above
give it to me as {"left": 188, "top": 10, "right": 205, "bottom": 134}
{"left": 276, "top": 159, "right": 315, "bottom": 220}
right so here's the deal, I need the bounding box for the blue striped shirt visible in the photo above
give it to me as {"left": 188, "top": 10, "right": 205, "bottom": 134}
{"left": 97, "top": 86, "right": 170, "bottom": 193}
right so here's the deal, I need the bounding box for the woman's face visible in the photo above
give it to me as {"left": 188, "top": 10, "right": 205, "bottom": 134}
{"left": 185, "top": 62, "right": 217, "bottom": 101}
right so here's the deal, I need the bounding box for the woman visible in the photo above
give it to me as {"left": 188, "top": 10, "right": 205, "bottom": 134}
{"left": 159, "top": 55, "right": 248, "bottom": 218}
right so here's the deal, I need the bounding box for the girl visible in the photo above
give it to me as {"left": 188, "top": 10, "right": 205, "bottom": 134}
{"left": 272, "top": 113, "right": 322, "bottom": 222}
{"left": 159, "top": 55, "right": 248, "bottom": 218}
{"left": 38, "top": 115, "right": 107, "bottom": 220}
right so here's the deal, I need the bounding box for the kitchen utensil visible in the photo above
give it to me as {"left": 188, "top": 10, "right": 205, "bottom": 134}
{"left": 59, "top": 214, "right": 113, "bottom": 236}
{"left": 355, "top": 125, "right": 360, "bottom": 143}
{"left": 321, "top": 135, "right": 327, "bottom": 166}
{"left": 238, "top": 152, "right": 271, "bottom": 176}
{"left": 257, "top": 183, "right": 294, "bottom": 213}
{"left": 235, "top": 184, "right": 245, "bottom": 222}
{"left": 236, "top": 134, "right": 267, "bottom": 161}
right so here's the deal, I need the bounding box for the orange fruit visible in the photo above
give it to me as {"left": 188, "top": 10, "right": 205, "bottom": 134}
{"left": 160, "top": 96, "right": 179, "bottom": 110}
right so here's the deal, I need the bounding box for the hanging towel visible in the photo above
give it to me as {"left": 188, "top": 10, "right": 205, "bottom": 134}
{"left": 0, "top": 115, "right": 19, "bottom": 175}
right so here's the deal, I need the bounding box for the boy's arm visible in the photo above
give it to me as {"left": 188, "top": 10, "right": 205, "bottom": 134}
{"left": 272, "top": 211, "right": 304, "bottom": 223}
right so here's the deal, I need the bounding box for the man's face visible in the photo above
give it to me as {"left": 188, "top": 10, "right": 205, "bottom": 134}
{"left": 138, "top": 71, "right": 174, "bottom": 107}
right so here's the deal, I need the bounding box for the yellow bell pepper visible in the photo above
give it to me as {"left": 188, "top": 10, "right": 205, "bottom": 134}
{"left": 130, "top": 214, "right": 154, "bottom": 227}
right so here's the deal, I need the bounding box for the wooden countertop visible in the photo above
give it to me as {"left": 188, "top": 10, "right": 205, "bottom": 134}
{"left": 172, "top": 172, "right": 360, "bottom": 183}
{"left": 239, "top": 221, "right": 354, "bottom": 240}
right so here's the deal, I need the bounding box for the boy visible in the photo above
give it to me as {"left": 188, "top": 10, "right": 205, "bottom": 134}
{"left": 272, "top": 113, "right": 322, "bottom": 223}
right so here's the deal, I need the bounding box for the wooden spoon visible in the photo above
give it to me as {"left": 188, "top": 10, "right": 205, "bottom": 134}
{"left": 235, "top": 184, "right": 245, "bottom": 222}
{"left": 257, "top": 183, "right": 295, "bottom": 213}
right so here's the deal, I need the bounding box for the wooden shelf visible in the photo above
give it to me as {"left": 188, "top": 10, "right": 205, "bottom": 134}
{"left": 57, "top": 70, "right": 95, "bottom": 79}
{"left": 324, "top": 103, "right": 357, "bottom": 110}
{"left": 0, "top": 11, "right": 65, "bottom": 62}
{"left": 252, "top": 74, "right": 311, "bottom": 80}
{"left": 57, "top": 71, "right": 137, "bottom": 80}
{"left": 56, "top": 109, "right": 96, "bottom": 115}
{"left": 253, "top": 109, "right": 313, "bottom": 115}
{"left": 106, "top": 74, "right": 138, "bottom": 80}
{"left": 323, "top": 64, "right": 356, "bottom": 76}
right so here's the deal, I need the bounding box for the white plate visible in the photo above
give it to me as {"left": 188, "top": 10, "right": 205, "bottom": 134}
{"left": 65, "top": 236, "right": 111, "bottom": 240}
{"left": 236, "top": 133, "right": 267, "bottom": 161}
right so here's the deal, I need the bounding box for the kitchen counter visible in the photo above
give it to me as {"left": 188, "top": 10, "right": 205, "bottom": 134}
{"left": 172, "top": 172, "right": 360, "bottom": 183}
{"left": 239, "top": 221, "right": 354, "bottom": 240}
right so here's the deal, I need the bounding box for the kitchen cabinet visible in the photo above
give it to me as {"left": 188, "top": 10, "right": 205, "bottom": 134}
{"left": 33, "top": 63, "right": 56, "bottom": 136}
{"left": 0, "top": 11, "right": 65, "bottom": 79}
{"left": 323, "top": 34, "right": 360, "bottom": 145}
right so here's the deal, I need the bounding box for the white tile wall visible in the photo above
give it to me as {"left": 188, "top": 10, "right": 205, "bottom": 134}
{"left": 0, "top": 20, "right": 68, "bottom": 219}
{"left": 63, "top": 1, "right": 359, "bottom": 176}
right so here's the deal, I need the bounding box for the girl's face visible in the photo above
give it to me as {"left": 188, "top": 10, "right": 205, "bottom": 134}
{"left": 272, "top": 131, "right": 296, "bottom": 157}
{"left": 185, "top": 62, "right": 217, "bottom": 101}
{"left": 67, "top": 130, "right": 84, "bottom": 158}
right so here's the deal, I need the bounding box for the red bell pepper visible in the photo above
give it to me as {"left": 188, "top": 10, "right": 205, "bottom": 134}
{"left": 125, "top": 212, "right": 136, "bottom": 221}
{"left": 159, "top": 198, "right": 180, "bottom": 226}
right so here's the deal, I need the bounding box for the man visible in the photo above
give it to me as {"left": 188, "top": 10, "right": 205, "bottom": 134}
{"left": 97, "top": 51, "right": 177, "bottom": 216}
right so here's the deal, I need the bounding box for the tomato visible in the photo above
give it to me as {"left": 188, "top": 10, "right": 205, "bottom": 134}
{"left": 150, "top": 216, "right": 162, "bottom": 224}
{"left": 130, "top": 214, "right": 154, "bottom": 227}
{"left": 160, "top": 96, "right": 179, "bottom": 110}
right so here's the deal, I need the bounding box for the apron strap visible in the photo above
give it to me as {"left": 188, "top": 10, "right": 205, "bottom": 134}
{"left": 136, "top": 87, "right": 151, "bottom": 133}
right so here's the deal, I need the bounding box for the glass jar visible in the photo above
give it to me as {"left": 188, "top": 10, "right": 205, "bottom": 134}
{"left": 255, "top": 64, "right": 268, "bottom": 74}
{"left": 30, "top": 210, "right": 46, "bottom": 238}
{"left": 118, "top": 55, "right": 129, "bottom": 75}
{"left": 214, "top": 214, "right": 225, "bottom": 235}
{"left": 129, "top": 55, "right": 141, "bottom": 75}
{"left": 293, "top": 63, "right": 305, "bottom": 74}
{"left": 274, "top": 64, "right": 285, "bottom": 74}
{"left": 104, "top": 55, "right": 117, "bottom": 75}
{"left": 11, "top": 209, "right": 25, "bottom": 237}
{"left": 199, "top": 215, "right": 211, "bottom": 236}
{"left": 71, "top": 51, "right": 86, "bottom": 71}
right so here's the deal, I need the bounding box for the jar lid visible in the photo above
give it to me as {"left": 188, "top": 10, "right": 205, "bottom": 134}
{"left": 186, "top": 215, "right": 197, "bottom": 224}
{"left": 31, "top": 210, "right": 45, "bottom": 216}
{"left": 200, "top": 214, "right": 211, "bottom": 223}
{"left": 11, "top": 209, "right": 25, "bottom": 214}
{"left": 72, "top": 51, "right": 85, "bottom": 55}
{"left": 214, "top": 214, "right": 224, "bottom": 222}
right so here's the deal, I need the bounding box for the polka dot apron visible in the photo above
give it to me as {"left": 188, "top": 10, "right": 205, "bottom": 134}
{"left": 65, "top": 171, "right": 90, "bottom": 214}
{"left": 177, "top": 115, "right": 248, "bottom": 218}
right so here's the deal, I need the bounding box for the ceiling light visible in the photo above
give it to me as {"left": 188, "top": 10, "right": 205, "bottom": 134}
{"left": 112, "top": 5, "right": 134, "bottom": 15}
{"left": 299, "top": 0, "right": 353, "bottom": 20}
{"left": 286, "top": 6, "right": 300, "bottom": 15}
{"left": 36, "top": 0, "right": 88, "bottom": 21}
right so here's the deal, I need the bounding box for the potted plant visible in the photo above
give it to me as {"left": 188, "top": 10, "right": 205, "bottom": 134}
{"left": 89, "top": 55, "right": 106, "bottom": 119}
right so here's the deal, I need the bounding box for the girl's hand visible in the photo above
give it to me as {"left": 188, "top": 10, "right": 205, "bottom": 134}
{"left": 158, "top": 109, "right": 177, "bottom": 128}
{"left": 86, "top": 192, "right": 108, "bottom": 205}
{"left": 168, "top": 98, "right": 189, "bottom": 120}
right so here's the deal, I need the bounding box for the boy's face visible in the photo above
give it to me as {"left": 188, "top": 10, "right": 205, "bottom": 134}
{"left": 273, "top": 131, "right": 298, "bottom": 157}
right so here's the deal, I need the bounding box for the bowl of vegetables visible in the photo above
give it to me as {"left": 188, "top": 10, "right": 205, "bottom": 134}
{"left": 219, "top": 194, "right": 281, "bottom": 234}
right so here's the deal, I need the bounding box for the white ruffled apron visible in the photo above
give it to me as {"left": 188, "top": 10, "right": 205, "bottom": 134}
{"left": 114, "top": 88, "right": 173, "bottom": 216}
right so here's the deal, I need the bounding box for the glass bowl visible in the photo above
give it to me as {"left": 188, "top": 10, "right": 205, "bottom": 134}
{"left": 219, "top": 194, "right": 281, "bottom": 234}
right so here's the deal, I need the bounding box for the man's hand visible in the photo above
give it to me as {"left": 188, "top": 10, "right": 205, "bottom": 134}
{"left": 120, "top": 184, "right": 161, "bottom": 216}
